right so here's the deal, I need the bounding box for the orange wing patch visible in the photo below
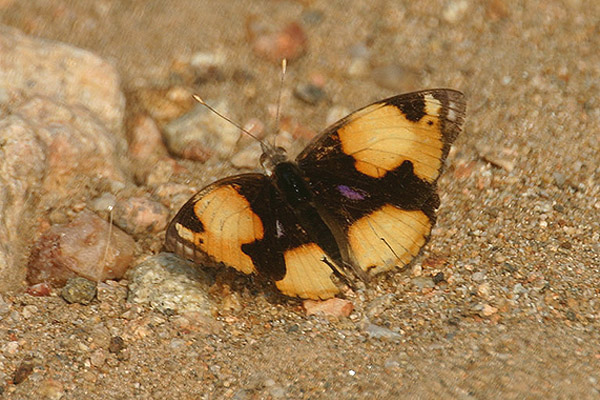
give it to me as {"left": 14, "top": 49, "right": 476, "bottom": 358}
{"left": 275, "top": 243, "right": 340, "bottom": 299}
{"left": 347, "top": 206, "right": 432, "bottom": 275}
{"left": 175, "top": 185, "right": 263, "bottom": 274}
{"left": 337, "top": 94, "right": 445, "bottom": 182}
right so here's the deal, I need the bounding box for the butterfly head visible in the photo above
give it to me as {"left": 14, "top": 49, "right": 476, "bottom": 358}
{"left": 260, "top": 143, "right": 288, "bottom": 176}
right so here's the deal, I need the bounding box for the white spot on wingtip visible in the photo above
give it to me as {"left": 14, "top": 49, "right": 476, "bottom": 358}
{"left": 447, "top": 102, "right": 457, "bottom": 121}
{"left": 424, "top": 94, "right": 442, "bottom": 116}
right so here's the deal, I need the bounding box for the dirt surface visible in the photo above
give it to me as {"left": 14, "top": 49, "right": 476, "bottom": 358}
{"left": 1, "top": 1, "right": 600, "bottom": 399}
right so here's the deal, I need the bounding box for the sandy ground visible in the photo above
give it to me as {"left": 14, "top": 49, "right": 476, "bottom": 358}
{"left": 1, "top": 0, "right": 600, "bottom": 399}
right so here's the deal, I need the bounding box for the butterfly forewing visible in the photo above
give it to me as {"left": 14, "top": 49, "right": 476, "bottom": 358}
{"left": 297, "top": 89, "right": 466, "bottom": 276}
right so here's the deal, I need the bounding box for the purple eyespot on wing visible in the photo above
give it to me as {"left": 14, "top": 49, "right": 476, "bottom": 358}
{"left": 337, "top": 185, "right": 367, "bottom": 201}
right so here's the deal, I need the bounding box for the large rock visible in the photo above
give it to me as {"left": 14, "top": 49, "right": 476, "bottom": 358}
{"left": 0, "top": 26, "right": 130, "bottom": 293}
{"left": 0, "top": 24, "right": 125, "bottom": 132}
{"left": 0, "top": 116, "right": 46, "bottom": 293}
{"left": 13, "top": 96, "right": 128, "bottom": 200}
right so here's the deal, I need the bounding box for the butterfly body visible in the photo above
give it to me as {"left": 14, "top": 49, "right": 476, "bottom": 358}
{"left": 165, "top": 89, "right": 466, "bottom": 300}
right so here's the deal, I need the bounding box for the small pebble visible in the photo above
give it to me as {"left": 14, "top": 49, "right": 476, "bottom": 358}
{"left": 268, "top": 383, "right": 286, "bottom": 399}
{"left": 347, "top": 57, "right": 369, "bottom": 77}
{"left": 61, "top": 277, "right": 97, "bottom": 305}
{"left": 553, "top": 172, "right": 566, "bottom": 187}
{"left": 38, "top": 379, "right": 65, "bottom": 400}
{"left": 486, "top": 0, "right": 509, "bottom": 19}
{"left": 189, "top": 51, "right": 226, "bottom": 83}
{"left": 513, "top": 283, "right": 527, "bottom": 295}
{"left": 163, "top": 101, "right": 238, "bottom": 161}
{"left": 3, "top": 341, "right": 19, "bottom": 355}
{"left": 128, "top": 114, "right": 168, "bottom": 161}
{"left": 126, "top": 253, "right": 213, "bottom": 316}
{"left": 471, "top": 271, "right": 486, "bottom": 282}
{"left": 481, "top": 304, "right": 498, "bottom": 317}
{"left": 230, "top": 142, "right": 262, "bottom": 169}
{"left": 411, "top": 264, "right": 422, "bottom": 277}
{"left": 171, "top": 312, "right": 222, "bottom": 336}
{"left": 365, "top": 294, "right": 395, "bottom": 319}
{"left": 278, "top": 116, "right": 316, "bottom": 140}
{"left": 443, "top": 0, "right": 470, "bottom": 23}
{"left": 232, "top": 389, "right": 250, "bottom": 400}
{"left": 346, "top": 43, "right": 370, "bottom": 77}
{"left": 364, "top": 322, "right": 403, "bottom": 341}
{"left": 90, "top": 349, "right": 106, "bottom": 367}
{"left": 144, "top": 157, "right": 187, "bottom": 186}
{"left": 293, "top": 83, "right": 326, "bottom": 105}
{"left": 412, "top": 276, "right": 435, "bottom": 290}
{"left": 384, "top": 358, "right": 401, "bottom": 369}
{"left": 89, "top": 193, "right": 117, "bottom": 215}
{"left": 432, "top": 272, "right": 446, "bottom": 284}
{"left": 108, "top": 336, "right": 125, "bottom": 354}
{"left": 22, "top": 305, "right": 38, "bottom": 319}
{"left": 477, "top": 282, "right": 491, "bottom": 298}
{"left": 169, "top": 338, "right": 186, "bottom": 350}
{"left": 10, "top": 310, "right": 21, "bottom": 322}
{"left": 27, "top": 210, "right": 136, "bottom": 286}
{"left": 13, "top": 362, "right": 33, "bottom": 384}
{"left": 301, "top": 9, "right": 324, "bottom": 25}
{"left": 89, "top": 324, "right": 111, "bottom": 346}
{"left": 559, "top": 241, "right": 572, "bottom": 250}
{"left": 26, "top": 283, "right": 52, "bottom": 297}
{"left": 0, "top": 294, "right": 9, "bottom": 315}
{"left": 113, "top": 196, "right": 169, "bottom": 237}
{"left": 304, "top": 298, "right": 353, "bottom": 317}
{"left": 120, "top": 304, "right": 144, "bottom": 320}
{"left": 372, "top": 63, "right": 420, "bottom": 92}
{"left": 221, "top": 292, "right": 243, "bottom": 314}
{"left": 243, "top": 117, "right": 265, "bottom": 139}
{"left": 96, "top": 281, "right": 128, "bottom": 304}
{"left": 252, "top": 22, "right": 307, "bottom": 63}
{"left": 348, "top": 42, "right": 369, "bottom": 58}
{"left": 134, "top": 87, "right": 194, "bottom": 122}
{"left": 326, "top": 106, "right": 350, "bottom": 126}
{"left": 482, "top": 153, "right": 515, "bottom": 172}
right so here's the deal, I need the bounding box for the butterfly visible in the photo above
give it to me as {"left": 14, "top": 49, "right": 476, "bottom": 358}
{"left": 165, "top": 89, "right": 466, "bottom": 300}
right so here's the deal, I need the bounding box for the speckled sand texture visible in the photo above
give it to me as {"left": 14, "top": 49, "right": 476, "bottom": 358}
{"left": 0, "top": 1, "right": 599, "bottom": 398}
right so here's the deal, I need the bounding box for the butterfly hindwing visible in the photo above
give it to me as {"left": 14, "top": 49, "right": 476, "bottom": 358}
{"left": 296, "top": 89, "right": 466, "bottom": 276}
{"left": 165, "top": 174, "right": 343, "bottom": 299}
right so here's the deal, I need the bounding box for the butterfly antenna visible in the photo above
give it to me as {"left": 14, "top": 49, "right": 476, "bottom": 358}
{"left": 273, "top": 58, "right": 287, "bottom": 147}
{"left": 193, "top": 95, "right": 272, "bottom": 152}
